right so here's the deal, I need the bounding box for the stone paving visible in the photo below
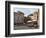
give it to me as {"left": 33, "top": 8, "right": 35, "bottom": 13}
{"left": 14, "top": 23, "right": 39, "bottom": 30}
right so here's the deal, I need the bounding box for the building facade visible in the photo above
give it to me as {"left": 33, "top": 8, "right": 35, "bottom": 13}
{"left": 14, "top": 11, "right": 24, "bottom": 24}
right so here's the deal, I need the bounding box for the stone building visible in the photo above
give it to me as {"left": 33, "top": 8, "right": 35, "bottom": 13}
{"left": 27, "top": 9, "right": 39, "bottom": 27}
{"left": 28, "top": 9, "right": 39, "bottom": 22}
{"left": 14, "top": 11, "right": 24, "bottom": 24}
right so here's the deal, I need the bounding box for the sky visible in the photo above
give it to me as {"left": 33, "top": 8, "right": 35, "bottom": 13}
{"left": 14, "top": 8, "right": 38, "bottom": 16}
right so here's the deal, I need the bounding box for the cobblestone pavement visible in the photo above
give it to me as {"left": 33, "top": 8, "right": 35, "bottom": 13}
{"left": 14, "top": 24, "right": 39, "bottom": 30}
